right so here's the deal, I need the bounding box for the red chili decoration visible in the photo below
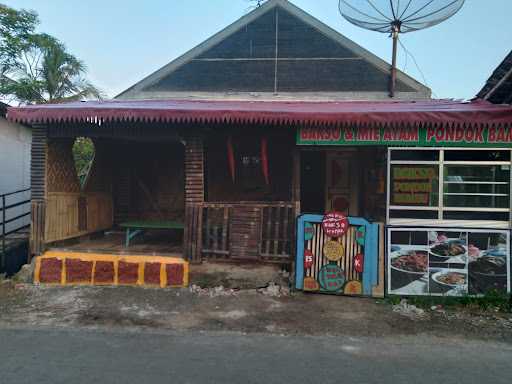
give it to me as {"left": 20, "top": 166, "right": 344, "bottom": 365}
{"left": 354, "top": 253, "right": 364, "bottom": 274}
{"left": 227, "top": 136, "right": 235, "bottom": 182}
{"left": 261, "top": 136, "right": 269, "bottom": 185}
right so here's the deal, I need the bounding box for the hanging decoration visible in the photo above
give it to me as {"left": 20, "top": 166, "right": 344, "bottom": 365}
{"left": 304, "top": 222, "right": 315, "bottom": 241}
{"left": 304, "top": 249, "right": 315, "bottom": 270}
{"left": 318, "top": 264, "right": 346, "bottom": 292}
{"left": 303, "top": 277, "right": 320, "bottom": 292}
{"left": 323, "top": 240, "right": 345, "bottom": 262}
{"left": 354, "top": 253, "right": 364, "bottom": 274}
{"left": 344, "top": 280, "right": 362, "bottom": 295}
{"left": 261, "top": 136, "right": 269, "bottom": 185}
{"left": 227, "top": 136, "right": 236, "bottom": 182}
{"left": 356, "top": 226, "right": 366, "bottom": 246}
{"left": 322, "top": 211, "right": 349, "bottom": 238}
{"left": 332, "top": 196, "right": 350, "bottom": 213}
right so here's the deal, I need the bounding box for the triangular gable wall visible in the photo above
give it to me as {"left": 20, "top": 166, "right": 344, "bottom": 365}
{"left": 117, "top": 0, "right": 430, "bottom": 100}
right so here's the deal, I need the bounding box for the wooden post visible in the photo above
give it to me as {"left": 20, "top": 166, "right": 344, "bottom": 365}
{"left": 184, "top": 136, "right": 205, "bottom": 263}
{"left": 291, "top": 148, "right": 301, "bottom": 208}
{"left": 290, "top": 148, "right": 302, "bottom": 278}
{"left": 30, "top": 125, "right": 48, "bottom": 260}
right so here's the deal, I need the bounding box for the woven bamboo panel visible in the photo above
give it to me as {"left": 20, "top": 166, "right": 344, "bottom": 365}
{"left": 110, "top": 141, "right": 185, "bottom": 224}
{"left": 45, "top": 192, "right": 81, "bottom": 242}
{"left": 185, "top": 137, "right": 204, "bottom": 204}
{"left": 30, "top": 201, "right": 46, "bottom": 258}
{"left": 31, "top": 126, "right": 47, "bottom": 201}
{"left": 47, "top": 139, "right": 80, "bottom": 193}
{"left": 44, "top": 192, "right": 113, "bottom": 243}
{"left": 86, "top": 193, "right": 113, "bottom": 233}
{"left": 230, "top": 206, "right": 261, "bottom": 260}
{"left": 186, "top": 202, "right": 296, "bottom": 263}
{"left": 83, "top": 140, "right": 112, "bottom": 194}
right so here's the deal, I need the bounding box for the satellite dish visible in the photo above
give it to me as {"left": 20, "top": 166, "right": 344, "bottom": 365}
{"left": 338, "top": 0, "right": 465, "bottom": 97}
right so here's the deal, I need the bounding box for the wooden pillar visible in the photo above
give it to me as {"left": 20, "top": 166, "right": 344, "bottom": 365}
{"left": 184, "top": 136, "right": 205, "bottom": 263}
{"left": 184, "top": 137, "right": 205, "bottom": 204}
{"left": 291, "top": 148, "right": 301, "bottom": 210}
{"left": 30, "top": 125, "right": 47, "bottom": 259}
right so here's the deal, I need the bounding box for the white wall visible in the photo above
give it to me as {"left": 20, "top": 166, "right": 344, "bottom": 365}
{"left": 0, "top": 117, "right": 31, "bottom": 234}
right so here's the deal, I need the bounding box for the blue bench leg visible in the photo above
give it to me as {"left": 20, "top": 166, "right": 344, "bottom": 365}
{"left": 126, "top": 228, "right": 143, "bottom": 247}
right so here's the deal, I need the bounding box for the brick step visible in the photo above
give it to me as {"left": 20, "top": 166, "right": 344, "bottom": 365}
{"left": 34, "top": 251, "right": 189, "bottom": 288}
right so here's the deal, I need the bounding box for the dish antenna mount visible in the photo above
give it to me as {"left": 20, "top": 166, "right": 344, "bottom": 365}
{"left": 338, "top": 0, "right": 465, "bottom": 97}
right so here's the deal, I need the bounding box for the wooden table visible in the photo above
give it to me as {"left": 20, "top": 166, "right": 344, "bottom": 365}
{"left": 119, "top": 220, "right": 185, "bottom": 247}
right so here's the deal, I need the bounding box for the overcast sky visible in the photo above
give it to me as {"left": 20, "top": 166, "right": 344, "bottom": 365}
{"left": 4, "top": 0, "right": 511, "bottom": 100}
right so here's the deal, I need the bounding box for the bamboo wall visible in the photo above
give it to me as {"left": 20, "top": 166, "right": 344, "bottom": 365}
{"left": 33, "top": 125, "right": 298, "bottom": 263}
{"left": 186, "top": 201, "right": 299, "bottom": 263}
{"left": 111, "top": 141, "right": 185, "bottom": 223}
{"left": 205, "top": 131, "right": 294, "bottom": 202}
{"left": 30, "top": 126, "right": 47, "bottom": 257}
{"left": 44, "top": 138, "right": 113, "bottom": 244}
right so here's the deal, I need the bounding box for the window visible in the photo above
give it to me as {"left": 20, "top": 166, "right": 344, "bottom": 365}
{"left": 388, "top": 149, "right": 511, "bottom": 226}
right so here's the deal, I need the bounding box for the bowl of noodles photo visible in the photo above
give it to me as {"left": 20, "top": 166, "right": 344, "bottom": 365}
{"left": 390, "top": 250, "right": 428, "bottom": 290}
{"left": 430, "top": 270, "right": 467, "bottom": 294}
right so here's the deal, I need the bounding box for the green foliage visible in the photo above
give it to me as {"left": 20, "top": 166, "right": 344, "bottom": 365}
{"left": 387, "top": 291, "right": 512, "bottom": 313}
{"left": 0, "top": 4, "right": 38, "bottom": 74}
{"left": 0, "top": 3, "right": 102, "bottom": 104}
{"left": 72, "top": 137, "right": 95, "bottom": 184}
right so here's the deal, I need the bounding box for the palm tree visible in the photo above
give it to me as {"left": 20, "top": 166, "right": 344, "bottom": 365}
{"left": 2, "top": 34, "right": 102, "bottom": 104}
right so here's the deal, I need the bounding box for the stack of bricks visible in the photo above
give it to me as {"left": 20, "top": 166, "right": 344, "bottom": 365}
{"left": 34, "top": 252, "right": 189, "bottom": 288}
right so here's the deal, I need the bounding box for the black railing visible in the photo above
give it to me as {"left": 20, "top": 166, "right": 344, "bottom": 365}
{"left": 1, "top": 188, "right": 31, "bottom": 269}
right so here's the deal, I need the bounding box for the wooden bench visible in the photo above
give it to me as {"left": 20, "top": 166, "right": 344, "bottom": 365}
{"left": 119, "top": 220, "right": 185, "bottom": 247}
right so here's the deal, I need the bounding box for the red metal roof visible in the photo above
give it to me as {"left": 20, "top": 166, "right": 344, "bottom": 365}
{"left": 7, "top": 98, "right": 512, "bottom": 127}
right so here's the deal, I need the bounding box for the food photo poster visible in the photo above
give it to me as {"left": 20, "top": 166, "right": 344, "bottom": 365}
{"left": 388, "top": 228, "right": 510, "bottom": 296}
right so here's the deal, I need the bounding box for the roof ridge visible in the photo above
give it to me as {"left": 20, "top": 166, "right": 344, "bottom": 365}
{"left": 116, "top": 0, "right": 430, "bottom": 100}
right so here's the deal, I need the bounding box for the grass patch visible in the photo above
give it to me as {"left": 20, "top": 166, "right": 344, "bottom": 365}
{"left": 386, "top": 290, "right": 512, "bottom": 313}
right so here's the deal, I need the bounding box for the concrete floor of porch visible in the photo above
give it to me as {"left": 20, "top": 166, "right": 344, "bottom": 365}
{"left": 48, "top": 230, "right": 183, "bottom": 257}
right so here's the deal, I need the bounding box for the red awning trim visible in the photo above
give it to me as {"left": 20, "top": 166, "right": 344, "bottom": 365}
{"left": 6, "top": 98, "right": 512, "bottom": 128}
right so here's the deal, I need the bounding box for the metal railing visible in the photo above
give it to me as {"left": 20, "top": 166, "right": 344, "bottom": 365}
{"left": 1, "top": 188, "right": 31, "bottom": 268}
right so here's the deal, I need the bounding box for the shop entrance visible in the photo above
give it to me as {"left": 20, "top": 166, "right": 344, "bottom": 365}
{"left": 325, "top": 150, "right": 359, "bottom": 215}
{"left": 300, "top": 149, "right": 359, "bottom": 215}
{"left": 300, "top": 148, "right": 386, "bottom": 221}
{"left": 296, "top": 147, "right": 387, "bottom": 297}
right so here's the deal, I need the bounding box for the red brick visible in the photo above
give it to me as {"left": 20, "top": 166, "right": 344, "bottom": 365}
{"left": 66, "top": 259, "right": 93, "bottom": 283}
{"left": 94, "top": 261, "right": 115, "bottom": 284}
{"left": 166, "top": 264, "right": 184, "bottom": 286}
{"left": 118, "top": 261, "right": 139, "bottom": 284}
{"left": 39, "top": 258, "right": 62, "bottom": 283}
{"left": 144, "top": 263, "right": 161, "bottom": 285}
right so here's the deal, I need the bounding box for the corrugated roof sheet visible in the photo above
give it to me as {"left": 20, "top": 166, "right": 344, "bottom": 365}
{"left": 477, "top": 50, "right": 512, "bottom": 104}
{"left": 7, "top": 98, "right": 512, "bottom": 128}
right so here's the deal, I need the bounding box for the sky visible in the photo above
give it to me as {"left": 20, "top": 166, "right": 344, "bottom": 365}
{"left": 3, "top": 0, "right": 511, "bottom": 100}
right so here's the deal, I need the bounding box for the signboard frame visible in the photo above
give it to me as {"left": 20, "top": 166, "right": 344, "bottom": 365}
{"left": 295, "top": 213, "right": 380, "bottom": 296}
{"left": 297, "top": 126, "right": 512, "bottom": 148}
{"left": 386, "top": 147, "right": 512, "bottom": 228}
{"left": 387, "top": 226, "right": 511, "bottom": 297}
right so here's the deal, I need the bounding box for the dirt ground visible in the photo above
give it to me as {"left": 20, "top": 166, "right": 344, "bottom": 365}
{"left": 0, "top": 280, "right": 511, "bottom": 342}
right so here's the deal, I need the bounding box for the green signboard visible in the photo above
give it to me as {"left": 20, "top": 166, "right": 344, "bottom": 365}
{"left": 297, "top": 126, "right": 512, "bottom": 147}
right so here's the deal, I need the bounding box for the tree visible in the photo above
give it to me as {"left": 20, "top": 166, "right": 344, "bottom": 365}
{"left": 0, "top": 4, "right": 102, "bottom": 104}
{"left": 0, "top": 4, "right": 38, "bottom": 76}
{"left": 72, "top": 137, "right": 95, "bottom": 185}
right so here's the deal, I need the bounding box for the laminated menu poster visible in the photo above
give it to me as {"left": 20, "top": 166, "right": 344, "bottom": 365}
{"left": 387, "top": 228, "right": 510, "bottom": 296}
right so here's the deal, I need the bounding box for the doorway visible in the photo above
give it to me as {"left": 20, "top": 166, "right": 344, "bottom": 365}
{"left": 300, "top": 149, "right": 360, "bottom": 216}
{"left": 300, "top": 151, "right": 325, "bottom": 213}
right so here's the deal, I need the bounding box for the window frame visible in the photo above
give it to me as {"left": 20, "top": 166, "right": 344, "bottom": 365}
{"left": 387, "top": 147, "right": 512, "bottom": 228}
